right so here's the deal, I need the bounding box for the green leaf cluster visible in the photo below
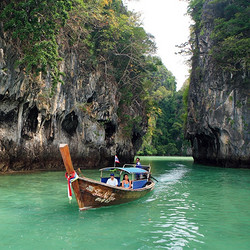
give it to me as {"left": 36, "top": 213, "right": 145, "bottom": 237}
{"left": 84, "top": 0, "right": 156, "bottom": 83}
{"left": 187, "top": 0, "right": 205, "bottom": 29}
{"left": 0, "top": 0, "right": 73, "bottom": 90}
{"left": 210, "top": 0, "right": 250, "bottom": 72}
{"left": 188, "top": 0, "right": 250, "bottom": 73}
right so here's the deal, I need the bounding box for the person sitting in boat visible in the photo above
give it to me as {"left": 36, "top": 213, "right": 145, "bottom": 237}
{"left": 106, "top": 173, "right": 118, "bottom": 187}
{"left": 136, "top": 157, "right": 141, "bottom": 167}
{"left": 122, "top": 174, "right": 132, "bottom": 189}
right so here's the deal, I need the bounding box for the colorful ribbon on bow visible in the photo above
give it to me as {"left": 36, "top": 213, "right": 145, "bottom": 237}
{"left": 65, "top": 171, "right": 79, "bottom": 201}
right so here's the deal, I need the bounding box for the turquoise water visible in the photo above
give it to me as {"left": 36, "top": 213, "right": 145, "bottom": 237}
{"left": 0, "top": 157, "right": 250, "bottom": 249}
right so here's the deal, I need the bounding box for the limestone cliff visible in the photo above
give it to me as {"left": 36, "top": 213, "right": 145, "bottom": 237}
{"left": 186, "top": 0, "right": 250, "bottom": 167}
{"left": 0, "top": 23, "right": 147, "bottom": 172}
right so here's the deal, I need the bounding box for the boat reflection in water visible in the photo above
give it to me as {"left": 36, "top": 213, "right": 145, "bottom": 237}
{"left": 59, "top": 144, "right": 155, "bottom": 210}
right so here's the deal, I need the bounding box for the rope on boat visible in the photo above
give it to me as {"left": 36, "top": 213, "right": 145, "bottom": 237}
{"left": 65, "top": 171, "right": 79, "bottom": 201}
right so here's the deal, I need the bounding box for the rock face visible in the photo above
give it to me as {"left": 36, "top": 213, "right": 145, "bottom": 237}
{"left": 0, "top": 24, "right": 147, "bottom": 172}
{"left": 186, "top": 1, "right": 250, "bottom": 168}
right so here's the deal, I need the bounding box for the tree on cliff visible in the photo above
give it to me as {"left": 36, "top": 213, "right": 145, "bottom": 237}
{"left": 0, "top": 0, "right": 73, "bottom": 88}
{"left": 188, "top": 0, "right": 249, "bottom": 74}
{"left": 0, "top": 0, "right": 156, "bottom": 89}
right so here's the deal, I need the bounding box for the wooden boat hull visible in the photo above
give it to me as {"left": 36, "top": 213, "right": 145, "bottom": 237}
{"left": 59, "top": 143, "right": 155, "bottom": 210}
{"left": 77, "top": 176, "right": 155, "bottom": 210}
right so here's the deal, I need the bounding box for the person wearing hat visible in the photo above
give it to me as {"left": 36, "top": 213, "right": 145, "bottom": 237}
{"left": 106, "top": 173, "right": 118, "bottom": 186}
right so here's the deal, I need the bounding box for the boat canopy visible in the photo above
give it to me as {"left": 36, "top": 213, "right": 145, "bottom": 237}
{"left": 99, "top": 167, "right": 148, "bottom": 174}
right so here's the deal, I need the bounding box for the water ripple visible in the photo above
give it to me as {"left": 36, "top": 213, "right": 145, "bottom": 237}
{"left": 140, "top": 164, "right": 205, "bottom": 248}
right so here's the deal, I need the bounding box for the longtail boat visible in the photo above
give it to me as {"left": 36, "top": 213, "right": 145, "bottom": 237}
{"left": 59, "top": 144, "right": 155, "bottom": 210}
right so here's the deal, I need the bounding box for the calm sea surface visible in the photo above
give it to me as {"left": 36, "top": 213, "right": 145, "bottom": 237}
{"left": 1, "top": 157, "right": 250, "bottom": 249}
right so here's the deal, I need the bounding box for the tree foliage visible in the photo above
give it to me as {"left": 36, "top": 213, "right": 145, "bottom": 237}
{"left": 137, "top": 59, "right": 191, "bottom": 156}
{"left": 0, "top": 0, "right": 155, "bottom": 89}
{"left": 187, "top": 0, "right": 250, "bottom": 73}
{"left": 0, "top": 0, "right": 73, "bottom": 88}
{"left": 210, "top": 0, "right": 250, "bottom": 72}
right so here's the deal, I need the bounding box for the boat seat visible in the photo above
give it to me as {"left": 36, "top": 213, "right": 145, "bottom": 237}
{"left": 101, "top": 177, "right": 120, "bottom": 186}
{"left": 132, "top": 179, "right": 147, "bottom": 189}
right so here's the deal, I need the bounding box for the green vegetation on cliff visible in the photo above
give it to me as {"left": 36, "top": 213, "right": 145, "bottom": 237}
{"left": 210, "top": 0, "right": 249, "bottom": 73}
{"left": 0, "top": 0, "right": 73, "bottom": 87}
{"left": 188, "top": 0, "right": 250, "bottom": 73}
{"left": 0, "top": 0, "right": 155, "bottom": 89}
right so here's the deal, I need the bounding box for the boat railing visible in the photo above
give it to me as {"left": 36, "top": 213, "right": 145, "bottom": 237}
{"left": 122, "top": 164, "right": 136, "bottom": 168}
{"left": 122, "top": 163, "right": 151, "bottom": 171}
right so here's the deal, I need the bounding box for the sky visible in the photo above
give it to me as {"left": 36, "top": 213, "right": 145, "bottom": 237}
{"left": 123, "top": 0, "right": 192, "bottom": 90}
